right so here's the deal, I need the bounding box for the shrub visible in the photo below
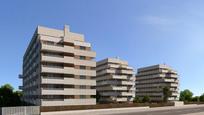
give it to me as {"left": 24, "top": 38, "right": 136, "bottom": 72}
{"left": 133, "top": 96, "right": 141, "bottom": 103}
{"left": 200, "top": 94, "right": 204, "bottom": 102}
{"left": 142, "top": 96, "right": 150, "bottom": 103}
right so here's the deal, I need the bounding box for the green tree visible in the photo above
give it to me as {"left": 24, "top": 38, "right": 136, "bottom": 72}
{"left": 200, "top": 94, "right": 204, "bottom": 102}
{"left": 192, "top": 96, "right": 200, "bottom": 102}
{"left": 179, "top": 89, "right": 193, "bottom": 102}
{"left": 163, "top": 86, "right": 171, "bottom": 103}
{"left": 142, "top": 96, "right": 150, "bottom": 103}
{"left": 96, "top": 91, "right": 101, "bottom": 103}
{"left": 133, "top": 96, "right": 141, "bottom": 103}
{"left": 0, "top": 84, "right": 23, "bottom": 107}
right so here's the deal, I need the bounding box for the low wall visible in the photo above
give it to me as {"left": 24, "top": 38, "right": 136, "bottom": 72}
{"left": 174, "top": 101, "right": 184, "bottom": 106}
{"left": 0, "top": 106, "right": 40, "bottom": 115}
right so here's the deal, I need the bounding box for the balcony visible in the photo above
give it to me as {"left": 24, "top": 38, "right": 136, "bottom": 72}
{"left": 41, "top": 55, "right": 95, "bottom": 67}
{"left": 97, "top": 86, "right": 127, "bottom": 91}
{"left": 74, "top": 41, "right": 91, "bottom": 47}
{"left": 74, "top": 49, "right": 96, "bottom": 58}
{"left": 112, "top": 86, "right": 127, "bottom": 90}
{"left": 63, "top": 38, "right": 74, "bottom": 43}
{"left": 171, "top": 92, "right": 179, "bottom": 96}
{"left": 41, "top": 44, "right": 74, "bottom": 54}
{"left": 41, "top": 66, "right": 96, "bottom": 76}
{"left": 41, "top": 66, "right": 75, "bottom": 74}
{"left": 95, "top": 75, "right": 127, "bottom": 81}
{"left": 41, "top": 99, "right": 96, "bottom": 106}
{"left": 137, "top": 93, "right": 163, "bottom": 96}
{"left": 41, "top": 78, "right": 96, "bottom": 86}
{"left": 75, "top": 69, "right": 96, "bottom": 76}
{"left": 118, "top": 70, "right": 134, "bottom": 75}
{"left": 121, "top": 81, "right": 134, "bottom": 85}
{"left": 112, "top": 75, "right": 128, "bottom": 80}
{"left": 64, "top": 88, "right": 96, "bottom": 95}
{"left": 96, "top": 69, "right": 115, "bottom": 76}
{"left": 42, "top": 88, "right": 96, "bottom": 95}
{"left": 166, "top": 74, "right": 178, "bottom": 78}
{"left": 97, "top": 80, "right": 133, "bottom": 86}
{"left": 100, "top": 92, "right": 120, "bottom": 96}
{"left": 121, "top": 92, "right": 134, "bottom": 96}
{"left": 170, "top": 83, "right": 178, "bottom": 87}
{"left": 41, "top": 55, "right": 74, "bottom": 64}
{"left": 116, "top": 98, "right": 127, "bottom": 102}
{"left": 74, "top": 59, "right": 96, "bottom": 67}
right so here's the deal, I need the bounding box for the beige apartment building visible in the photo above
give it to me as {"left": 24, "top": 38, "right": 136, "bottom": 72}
{"left": 96, "top": 58, "right": 135, "bottom": 103}
{"left": 136, "top": 64, "right": 179, "bottom": 102}
{"left": 19, "top": 25, "right": 96, "bottom": 106}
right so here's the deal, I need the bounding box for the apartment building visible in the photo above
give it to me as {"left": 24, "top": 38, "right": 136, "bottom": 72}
{"left": 96, "top": 58, "right": 135, "bottom": 103}
{"left": 135, "top": 64, "right": 179, "bottom": 102}
{"left": 19, "top": 25, "right": 96, "bottom": 106}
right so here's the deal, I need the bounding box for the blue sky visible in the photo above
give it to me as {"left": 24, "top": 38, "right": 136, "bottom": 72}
{"left": 0, "top": 0, "right": 203, "bottom": 96}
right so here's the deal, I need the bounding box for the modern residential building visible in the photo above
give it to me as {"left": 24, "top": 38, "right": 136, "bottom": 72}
{"left": 96, "top": 58, "right": 135, "bottom": 103}
{"left": 19, "top": 25, "right": 96, "bottom": 106}
{"left": 135, "top": 64, "right": 179, "bottom": 102}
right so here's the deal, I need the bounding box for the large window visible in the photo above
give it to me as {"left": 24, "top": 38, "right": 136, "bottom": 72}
{"left": 80, "top": 56, "right": 86, "bottom": 60}
{"left": 80, "top": 95, "right": 86, "bottom": 99}
{"left": 80, "top": 46, "right": 86, "bottom": 50}
{"left": 79, "top": 85, "right": 87, "bottom": 89}
{"left": 80, "top": 76, "right": 86, "bottom": 79}
{"left": 80, "top": 66, "right": 86, "bottom": 69}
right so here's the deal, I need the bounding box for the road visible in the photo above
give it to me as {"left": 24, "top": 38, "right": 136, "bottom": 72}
{"left": 110, "top": 106, "right": 204, "bottom": 115}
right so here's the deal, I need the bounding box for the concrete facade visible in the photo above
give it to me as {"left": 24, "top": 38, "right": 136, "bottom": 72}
{"left": 19, "top": 25, "right": 96, "bottom": 106}
{"left": 96, "top": 58, "right": 135, "bottom": 103}
{"left": 136, "top": 64, "right": 179, "bottom": 102}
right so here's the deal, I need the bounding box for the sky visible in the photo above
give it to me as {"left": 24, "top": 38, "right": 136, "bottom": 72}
{"left": 0, "top": 0, "right": 203, "bottom": 96}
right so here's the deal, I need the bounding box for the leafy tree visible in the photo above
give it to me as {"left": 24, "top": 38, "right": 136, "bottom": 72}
{"left": 0, "top": 84, "right": 23, "bottom": 107}
{"left": 179, "top": 89, "right": 193, "bottom": 102}
{"left": 133, "top": 96, "right": 141, "bottom": 103}
{"left": 192, "top": 96, "right": 200, "bottom": 102}
{"left": 96, "top": 91, "right": 101, "bottom": 103}
{"left": 142, "top": 96, "right": 150, "bottom": 103}
{"left": 163, "top": 86, "right": 171, "bottom": 103}
{"left": 200, "top": 94, "right": 204, "bottom": 102}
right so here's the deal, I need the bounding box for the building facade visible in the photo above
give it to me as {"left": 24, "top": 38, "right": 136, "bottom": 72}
{"left": 19, "top": 25, "right": 96, "bottom": 106}
{"left": 96, "top": 58, "right": 135, "bottom": 103}
{"left": 135, "top": 64, "right": 179, "bottom": 102}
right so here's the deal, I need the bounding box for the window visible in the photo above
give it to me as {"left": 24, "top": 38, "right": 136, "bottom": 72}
{"left": 43, "top": 52, "right": 63, "bottom": 58}
{"left": 80, "top": 76, "right": 86, "bottom": 79}
{"left": 80, "top": 56, "right": 86, "bottom": 60}
{"left": 43, "top": 63, "right": 63, "bottom": 68}
{"left": 64, "top": 95, "right": 74, "bottom": 99}
{"left": 80, "top": 66, "right": 86, "bottom": 69}
{"left": 43, "top": 41, "right": 54, "bottom": 45}
{"left": 80, "top": 46, "right": 86, "bottom": 50}
{"left": 80, "top": 95, "right": 86, "bottom": 99}
{"left": 43, "top": 41, "right": 63, "bottom": 47}
{"left": 79, "top": 85, "right": 86, "bottom": 89}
